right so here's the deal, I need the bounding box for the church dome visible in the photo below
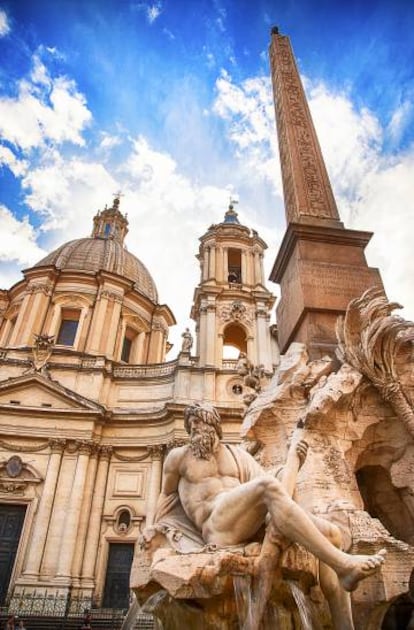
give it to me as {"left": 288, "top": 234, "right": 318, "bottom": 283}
{"left": 34, "top": 197, "right": 158, "bottom": 302}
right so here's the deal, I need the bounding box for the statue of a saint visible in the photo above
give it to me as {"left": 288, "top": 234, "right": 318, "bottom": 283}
{"left": 181, "top": 328, "right": 193, "bottom": 353}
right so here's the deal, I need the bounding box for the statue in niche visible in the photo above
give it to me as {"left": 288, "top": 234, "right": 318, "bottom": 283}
{"left": 142, "top": 403, "right": 386, "bottom": 629}
{"left": 180, "top": 328, "right": 193, "bottom": 353}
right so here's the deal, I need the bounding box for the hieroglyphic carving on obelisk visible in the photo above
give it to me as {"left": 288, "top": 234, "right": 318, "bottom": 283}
{"left": 269, "top": 28, "right": 340, "bottom": 224}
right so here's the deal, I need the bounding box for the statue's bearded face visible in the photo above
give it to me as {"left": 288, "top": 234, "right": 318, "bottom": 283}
{"left": 188, "top": 417, "right": 217, "bottom": 460}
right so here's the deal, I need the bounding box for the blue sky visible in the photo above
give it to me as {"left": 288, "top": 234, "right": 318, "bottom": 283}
{"left": 0, "top": 0, "right": 413, "bottom": 354}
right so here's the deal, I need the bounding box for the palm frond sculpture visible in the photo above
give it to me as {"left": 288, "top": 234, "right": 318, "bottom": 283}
{"left": 336, "top": 287, "right": 414, "bottom": 438}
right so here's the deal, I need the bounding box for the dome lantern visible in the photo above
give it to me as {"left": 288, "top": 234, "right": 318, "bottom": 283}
{"left": 92, "top": 194, "right": 129, "bottom": 244}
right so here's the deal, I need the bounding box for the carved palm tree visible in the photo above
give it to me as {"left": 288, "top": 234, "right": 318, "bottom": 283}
{"left": 336, "top": 287, "right": 414, "bottom": 438}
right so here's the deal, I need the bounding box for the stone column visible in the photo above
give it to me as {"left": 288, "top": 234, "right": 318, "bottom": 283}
{"left": 209, "top": 245, "right": 216, "bottom": 279}
{"left": 134, "top": 331, "right": 146, "bottom": 364}
{"left": 0, "top": 317, "right": 13, "bottom": 346}
{"left": 104, "top": 293, "right": 123, "bottom": 358}
{"left": 23, "top": 439, "right": 66, "bottom": 577}
{"left": 241, "top": 251, "right": 247, "bottom": 285}
{"left": 87, "top": 290, "right": 109, "bottom": 354}
{"left": 56, "top": 441, "right": 93, "bottom": 579}
{"left": 41, "top": 449, "right": 77, "bottom": 577}
{"left": 81, "top": 446, "right": 112, "bottom": 583}
{"left": 145, "top": 446, "right": 164, "bottom": 527}
{"left": 71, "top": 447, "right": 99, "bottom": 584}
{"left": 205, "top": 303, "right": 216, "bottom": 366}
{"left": 9, "top": 292, "right": 32, "bottom": 345}
{"left": 199, "top": 304, "right": 208, "bottom": 365}
{"left": 148, "top": 322, "right": 165, "bottom": 363}
{"left": 259, "top": 253, "right": 265, "bottom": 286}
{"left": 202, "top": 248, "right": 209, "bottom": 282}
{"left": 223, "top": 248, "right": 229, "bottom": 282}
{"left": 216, "top": 332, "right": 224, "bottom": 368}
{"left": 255, "top": 306, "right": 272, "bottom": 371}
{"left": 248, "top": 251, "right": 255, "bottom": 285}
{"left": 216, "top": 247, "right": 224, "bottom": 282}
{"left": 21, "top": 283, "right": 54, "bottom": 344}
{"left": 253, "top": 248, "right": 261, "bottom": 286}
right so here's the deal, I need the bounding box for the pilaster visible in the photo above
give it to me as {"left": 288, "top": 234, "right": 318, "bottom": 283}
{"left": 145, "top": 446, "right": 164, "bottom": 527}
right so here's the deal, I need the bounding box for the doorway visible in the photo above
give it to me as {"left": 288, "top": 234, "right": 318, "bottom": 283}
{"left": 103, "top": 543, "right": 134, "bottom": 610}
{"left": 0, "top": 504, "right": 26, "bottom": 606}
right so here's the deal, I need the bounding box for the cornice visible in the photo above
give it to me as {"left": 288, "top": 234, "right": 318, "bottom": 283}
{"left": 270, "top": 222, "right": 373, "bottom": 283}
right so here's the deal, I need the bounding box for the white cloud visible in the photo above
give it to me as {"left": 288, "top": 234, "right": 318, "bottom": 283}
{"left": 0, "top": 146, "right": 28, "bottom": 177}
{"left": 213, "top": 71, "right": 281, "bottom": 193}
{"left": 387, "top": 100, "right": 412, "bottom": 145}
{"left": 147, "top": 2, "right": 162, "bottom": 23}
{"left": 0, "top": 205, "right": 46, "bottom": 266}
{"left": 99, "top": 132, "right": 122, "bottom": 151}
{"left": 0, "top": 9, "right": 10, "bottom": 37}
{"left": 21, "top": 150, "right": 118, "bottom": 233}
{"left": 30, "top": 54, "right": 52, "bottom": 87}
{"left": 0, "top": 55, "right": 91, "bottom": 151}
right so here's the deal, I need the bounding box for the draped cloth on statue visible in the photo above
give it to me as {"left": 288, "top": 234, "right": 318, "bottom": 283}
{"left": 152, "top": 445, "right": 263, "bottom": 553}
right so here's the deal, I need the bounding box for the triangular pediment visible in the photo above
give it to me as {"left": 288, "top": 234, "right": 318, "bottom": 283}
{"left": 0, "top": 372, "right": 105, "bottom": 414}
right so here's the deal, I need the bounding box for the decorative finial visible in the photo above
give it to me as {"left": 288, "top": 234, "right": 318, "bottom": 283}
{"left": 229, "top": 195, "right": 239, "bottom": 211}
{"left": 112, "top": 191, "right": 124, "bottom": 209}
{"left": 224, "top": 196, "right": 240, "bottom": 224}
{"left": 271, "top": 25, "right": 279, "bottom": 35}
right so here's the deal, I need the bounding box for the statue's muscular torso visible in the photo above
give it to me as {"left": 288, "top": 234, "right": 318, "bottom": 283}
{"left": 163, "top": 443, "right": 242, "bottom": 531}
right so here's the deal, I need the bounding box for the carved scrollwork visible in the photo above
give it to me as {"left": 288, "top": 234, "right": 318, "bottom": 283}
{"left": 99, "top": 289, "right": 124, "bottom": 304}
{"left": 218, "top": 301, "right": 253, "bottom": 326}
{"left": 26, "top": 282, "right": 53, "bottom": 296}
{"left": 148, "top": 445, "right": 165, "bottom": 460}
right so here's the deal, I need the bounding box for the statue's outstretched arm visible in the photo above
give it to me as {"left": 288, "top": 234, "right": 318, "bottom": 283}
{"left": 280, "top": 426, "right": 308, "bottom": 498}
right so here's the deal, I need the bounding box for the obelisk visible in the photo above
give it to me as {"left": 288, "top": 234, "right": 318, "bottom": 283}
{"left": 269, "top": 27, "right": 384, "bottom": 358}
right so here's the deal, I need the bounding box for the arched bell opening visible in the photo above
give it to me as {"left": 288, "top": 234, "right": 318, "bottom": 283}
{"left": 222, "top": 322, "right": 247, "bottom": 360}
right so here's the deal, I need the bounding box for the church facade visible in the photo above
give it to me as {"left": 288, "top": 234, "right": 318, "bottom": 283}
{"left": 0, "top": 197, "right": 278, "bottom": 613}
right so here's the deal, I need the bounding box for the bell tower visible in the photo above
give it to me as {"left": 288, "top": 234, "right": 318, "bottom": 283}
{"left": 191, "top": 203, "right": 277, "bottom": 371}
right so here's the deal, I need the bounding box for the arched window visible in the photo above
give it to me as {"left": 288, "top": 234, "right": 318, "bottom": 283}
{"left": 222, "top": 323, "right": 247, "bottom": 359}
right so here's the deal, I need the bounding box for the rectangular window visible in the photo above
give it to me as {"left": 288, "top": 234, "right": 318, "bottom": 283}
{"left": 121, "top": 336, "right": 132, "bottom": 363}
{"left": 57, "top": 308, "right": 80, "bottom": 346}
{"left": 121, "top": 327, "right": 138, "bottom": 363}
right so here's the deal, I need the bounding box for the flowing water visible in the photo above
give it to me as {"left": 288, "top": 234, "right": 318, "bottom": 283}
{"left": 233, "top": 574, "right": 254, "bottom": 628}
{"left": 288, "top": 581, "right": 313, "bottom": 630}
